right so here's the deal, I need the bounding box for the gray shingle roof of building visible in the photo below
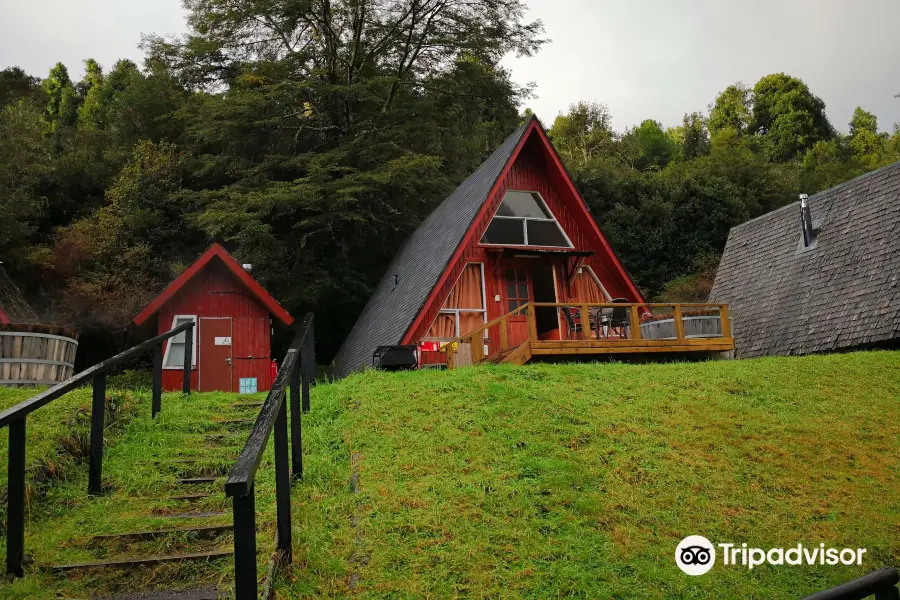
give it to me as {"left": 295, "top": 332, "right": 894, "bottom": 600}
{"left": 709, "top": 160, "right": 900, "bottom": 358}
{"left": 330, "top": 118, "right": 533, "bottom": 378}
{"left": 0, "top": 265, "right": 39, "bottom": 324}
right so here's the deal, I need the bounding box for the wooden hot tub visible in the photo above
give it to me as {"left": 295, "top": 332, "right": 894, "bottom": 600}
{"left": 0, "top": 323, "right": 79, "bottom": 388}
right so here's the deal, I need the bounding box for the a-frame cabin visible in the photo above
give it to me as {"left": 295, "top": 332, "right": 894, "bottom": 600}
{"left": 332, "top": 116, "right": 657, "bottom": 377}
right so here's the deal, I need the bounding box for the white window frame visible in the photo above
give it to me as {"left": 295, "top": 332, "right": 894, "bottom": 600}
{"left": 480, "top": 190, "right": 574, "bottom": 249}
{"left": 162, "top": 315, "right": 198, "bottom": 370}
{"left": 423, "top": 263, "right": 488, "bottom": 345}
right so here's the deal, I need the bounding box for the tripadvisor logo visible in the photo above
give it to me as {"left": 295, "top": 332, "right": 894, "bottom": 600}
{"left": 675, "top": 536, "right": 867, "bottom": 576}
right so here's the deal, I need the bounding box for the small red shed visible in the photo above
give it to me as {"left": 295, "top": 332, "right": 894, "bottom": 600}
{"left": 133, "top": 244, "right": 294, "bottom": 392}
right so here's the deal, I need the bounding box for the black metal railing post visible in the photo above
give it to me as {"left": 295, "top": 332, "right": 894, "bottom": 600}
{"left": 289, "top": 352, "right": 302, "bottom": 480}
{"left": 0, "top": 321, "right": 194, "bottom": 576}
{"left": 232, "top": 486, "right": 257, "bottom": 600}
{"left": 225, "top": 314, "right": 314, "bottom": 598}
{"left": 273, "top": 395, "right": 292, "bottom": 562}
{"left": 301, "top": 323, "right": 313, "bottom": 413}
{"left": 88, "top": 374, "right": 106, "bottom": 495}
{"left": 182, "top": 322, "right": 193, "bottom": 394}
{"left": 6, "top": 417, "right": 26, "bottom": 577}
{"left": 152, "top": 343, "right": 162, "bottom": 418}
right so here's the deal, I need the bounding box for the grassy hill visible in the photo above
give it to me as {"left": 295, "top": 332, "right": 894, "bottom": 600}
{"left": 0, "top": 351, "right": 897, "bottom": 598}
{"left": 286, "top": 351, "right": 900, "bottom": 599}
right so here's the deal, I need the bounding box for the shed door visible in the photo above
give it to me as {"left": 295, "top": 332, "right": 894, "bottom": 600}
{"left": 200, "top": 318, "right": 233, "bottom": 392}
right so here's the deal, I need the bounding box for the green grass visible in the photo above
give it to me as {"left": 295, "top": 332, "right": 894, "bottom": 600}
{"left": 285, "top": 351, "right": 899, "bottom": 599}
{"left": 0, "top": 351, "right": 898, "bottom": 598}
{"left": 0, "top": 388, "right": 271, "bottom": 599}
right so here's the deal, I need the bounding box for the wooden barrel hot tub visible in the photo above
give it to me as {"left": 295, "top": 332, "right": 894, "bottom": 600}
{"left": 0, "top": 323, "right": 79, "bottom": 388}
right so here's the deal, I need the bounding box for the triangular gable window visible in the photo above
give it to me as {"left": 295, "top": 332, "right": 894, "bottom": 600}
{"left": 480, "top": 191, "right": 572, "bottom": 248}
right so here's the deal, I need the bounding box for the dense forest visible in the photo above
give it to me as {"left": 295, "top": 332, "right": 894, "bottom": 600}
{"left": 1, "top": 0, "right": 899, "bottom": 361}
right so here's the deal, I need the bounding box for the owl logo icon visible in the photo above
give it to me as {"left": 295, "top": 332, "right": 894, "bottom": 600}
{"left": 676, "top": 536, "right": 715, "bottom": 575}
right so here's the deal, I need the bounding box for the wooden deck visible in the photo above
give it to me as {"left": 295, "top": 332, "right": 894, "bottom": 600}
{"left": 444, "top": 302, "right": 735, "bottom": 368}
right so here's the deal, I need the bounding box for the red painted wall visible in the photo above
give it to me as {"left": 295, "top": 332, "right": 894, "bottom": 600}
{"left": 158, "top": 260, "right": 273, "bottom": 392}
{"left": 406, "top": 132, "right": 641, "bottom": 353}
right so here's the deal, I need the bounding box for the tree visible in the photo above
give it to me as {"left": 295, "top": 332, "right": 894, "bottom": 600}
{"left": 708, "top": 83, "right": 752, "bottom": 138}
{"left": 77, "top": 59, "right": 104, "bottom": 127}
{"left": 42, "top": 63, "right": 78, "bottom": 133}
{"left": 549, "top": 101, "right": 614, "bottom": 167}
{"left": 679, "top": 112, "right": 710, "bottom": 160}
{"left": 0, "top": 100, "right": 50, "bottom": 269}
{"left": 0, "top": 67, "right": 42, "bottom": 107}
{"left": 50, "top": 141, "right": 194, "bottom": 328}
{"left": 139, "top": 0, "right": 543, "bottom": 355}
{"left": 627, "top": 119, "right": 677, "bottom": 171}
{"left": 848, "top": 107, "right": 886, "bottom": 161}
{"left": 751, "top": 73, "right": 833, "bottom": 162}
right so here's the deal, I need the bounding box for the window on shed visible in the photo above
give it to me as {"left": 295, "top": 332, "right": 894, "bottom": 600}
{"left": 480, "top": 191, "right": 572, "bottom": 248}
{"left": 163, "top": 315, "right": 197, "bottom": 369}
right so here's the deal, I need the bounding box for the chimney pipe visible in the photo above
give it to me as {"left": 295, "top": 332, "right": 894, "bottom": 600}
{"left": 799, "top": 194, "right": 814, "bottom": 247}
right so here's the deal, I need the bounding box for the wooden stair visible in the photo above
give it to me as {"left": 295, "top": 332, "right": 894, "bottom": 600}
{"left": 38, "top": 402, "right": 261, "bottom": 597}
{"left": 499, "top": 341, "right": 532, "bottom": 366}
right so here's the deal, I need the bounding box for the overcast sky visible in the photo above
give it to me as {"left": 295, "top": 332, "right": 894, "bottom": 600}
{"left": 2, "top": 0, "right": 898, "bottom": 133}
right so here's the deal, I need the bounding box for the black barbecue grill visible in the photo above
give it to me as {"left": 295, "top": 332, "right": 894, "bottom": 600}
{"left": 372, "top": 345, "right": 418, "bottom": 371}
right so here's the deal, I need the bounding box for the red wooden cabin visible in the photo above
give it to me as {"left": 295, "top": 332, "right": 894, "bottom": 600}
{"left": 133, "top": 244, "right": 294, "bottom": 392}
{"left": 332, "top": 116, "right": 648, "bottom": 377}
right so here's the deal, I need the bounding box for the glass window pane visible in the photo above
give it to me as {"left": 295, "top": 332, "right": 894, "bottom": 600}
{"left": 527, "top": 220, "right": 570, "bottom": 247}
{"left": 171, "top": 317, "right": 193, "bottom": 343}
{"left": 496, "top": 191, "right": 551, "bottom": 218}
{"left": 166, "top": 343, "right": 185, "bottom": 367}
{"left": 507, "top": 283, "right": 517, "bottom": 298}
{"left": 508, "top": 301, "right": 519, "bottom": 312}
{"left": 444, "top": 264, "right": 483, "bottom": 309}
{"left": 481, "top": 218, "right": 525, "bottom": 245}
{"left": 518, "top": 284, "right": 529, "bottom": 298}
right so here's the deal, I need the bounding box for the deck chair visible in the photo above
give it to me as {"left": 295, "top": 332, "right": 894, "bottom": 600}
{"left": 603, "top": 298, "right": 631, "bottom": 339}
{"left": 561, "top": 306, "right": 584, "bottom": 340}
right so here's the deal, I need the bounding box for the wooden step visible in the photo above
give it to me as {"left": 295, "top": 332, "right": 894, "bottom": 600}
{"left": 124, "top": 493, "right": 213, "bottom": 502}
{"left": 167, "top": 493, "right": 213, "bottom": 501}
{"left": 50, "top": 548, "right": 233, "bottom": 571}
{"left": 98, "top": 589, "right": 227, "bottom": 600}
{"left": 92, "top": 525, "right": 232, "bottom": 543}
{"left": 500, "top": 341, "right": 532, "bottom": 366}
{"left": 176, "top": 477, "right": 217, "bottom": 485}
{"left": 167, "top": 511, "right": 227, "bottom": 519}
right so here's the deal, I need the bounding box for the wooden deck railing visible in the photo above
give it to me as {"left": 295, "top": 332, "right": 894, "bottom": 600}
{"left": 443, "top": 302, "right": 732, "bottom": 368}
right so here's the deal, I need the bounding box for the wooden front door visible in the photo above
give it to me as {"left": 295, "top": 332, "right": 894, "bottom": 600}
{"left": 199, "top": 318, "right": 233, "bottom": 392}
{"left": 502, "top": 265, "right": 533, "bottom": 348}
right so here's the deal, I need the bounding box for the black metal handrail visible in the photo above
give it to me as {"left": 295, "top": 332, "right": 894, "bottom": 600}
{"left": 0, "top": 321, "right": 195, "bottom": 577}
{"left": 226, "top": 313, "right": 314, "bottom": 599}
{"left": 802, "top": 567, "right": 899, "bottom": 600}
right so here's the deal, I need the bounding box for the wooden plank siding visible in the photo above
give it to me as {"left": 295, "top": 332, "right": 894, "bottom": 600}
{"left": 159, "top": 261, "right": 272, "bottom": 392}
{"left": 405, "top": 136, "right": 640, "bottom": 353}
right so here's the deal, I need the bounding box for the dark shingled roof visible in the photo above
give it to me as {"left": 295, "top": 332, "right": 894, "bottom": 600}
{"left": 0, "top": 264, "right": 39, "bottom": 324}
{"left": 709, "top": 160, "right": 900, "bottom": 358}
{"left": 331, "top": 119, "right": 532, "bottom": 377}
